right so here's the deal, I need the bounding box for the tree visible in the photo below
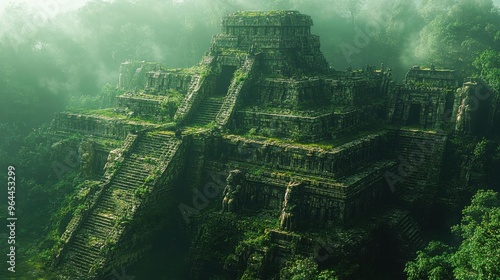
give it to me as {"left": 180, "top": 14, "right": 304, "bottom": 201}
{"left": 474, "top": 49, "right": 500, "bottom": 90}
{"left": 406, "top": 190, "right": 500, "bottom": 280}
{"left": 452, "top": 190, "right": 500, "bottom": 280}
{"left": 280, "top": 257, "right": 338, "bottom": 280}
{"left": 405, "top": 241, "right": 454, "bottom": 280}
{"left": 416, "top": 0, "right": 500, "bottom": 77}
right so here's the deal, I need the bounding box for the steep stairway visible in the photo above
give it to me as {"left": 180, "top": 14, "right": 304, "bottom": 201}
{"left": 216, "top": 57, "right": 255, "bottom": 127}
{"left": 58, "top": 132, "right": 181, "bottom": 279}
{"left": 396, "top": 214, "right": 426, "bottom": 250}
{"left": 392, "top": 130, "right": 447, "bottom": 199}
{"left": 385, "top": 209, "right": 426, "bottom": 259}
{"left": 190, "top": 96, "right": 225, "bottom": 126}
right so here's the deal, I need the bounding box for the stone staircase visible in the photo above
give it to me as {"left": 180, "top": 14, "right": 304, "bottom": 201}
{"left": 396, "top": 214, "right": 425, "bottom": 250}
{"left": 189, "top": 96, "right": 225, "bottom": 126}
{"left": 385, "top": 209, "right": 426, "bottom": 259}
{"left": 392, "top": 130, "right": 447, "bottom": 199}
{"left": 216, "top": 57, "right": 255, "bottom": 127}
{"left": 58, "top": 132, "right": 181, "bottom": 279}
{"left": 270, "top": 230, "right": 295, "bottom": 257}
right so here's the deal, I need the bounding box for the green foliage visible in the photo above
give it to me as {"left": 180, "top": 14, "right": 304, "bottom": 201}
{"left": 406, "top": 190, "right": 500, "bottom": 280}
{"left": 188, "top": 213, "right": 242, "bottom": 277}
{"left": 451, "top": 190, "right": 500, "bottom": 280}
{"left": 290, "top": 126, "right": 305, "bottom": 142}
{"left": 134, "top": 184, "right": 149, "bottom": 198}
{"left": 405, "top": 241, "right": 454, "bottom": 280}
{"left": 415, "top": 0, "right": 500, "bottom": 77}
{"left": 159, "top": 89, "right": 184, "bottom": 120}
{"left": 473, "top": 139, "right": 490, "bottom": 158}
{"left": 280, "top": 257, "right": 339, "bottom": 280}
{"left": 233, "top": 10, "right": 292, "bottom": 17}
{"left": 233, "top": 68, "right": 248, "bottom": 82}
{"left": 474, "top": 49, "right": 500, "bottom": 90}
{"left": 247, "top": 128, "right": 257, "bottom": 136}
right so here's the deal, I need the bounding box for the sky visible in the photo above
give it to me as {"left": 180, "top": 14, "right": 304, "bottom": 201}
{"left": 0, "top": 0, "right": 111, "bottom": 15}
{"left": 1, "top": 0, "right": 500, "bottom": 13}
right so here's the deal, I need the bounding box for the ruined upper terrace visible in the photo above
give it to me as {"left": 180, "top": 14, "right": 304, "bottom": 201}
{"left": 222, "top": 11, "right": 313, "bottom": 36}
{"left": 213, "top": 10, "right": 328, "bottom": 75}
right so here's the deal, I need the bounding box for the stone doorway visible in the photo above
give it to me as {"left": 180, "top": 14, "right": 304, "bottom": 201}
{"left": 407, "top": 104, "right": 422, "bottom": 126}
{"left": 214, "top": 65, "right": 237, "bottom": 96}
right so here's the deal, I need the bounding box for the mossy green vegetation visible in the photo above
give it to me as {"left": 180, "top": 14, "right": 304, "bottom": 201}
{"left": 231, "top": 10, "right": 296, "bottom": 17}
{"left": 233, "top": 68, "right": 248, "bottom": 82}
{"left": 66, "top": 85, "right": 125, "bottom": 112}
{"left": 187, "top": 209, "right": 279, "bottom": 279}
{"left": 159, "top": 89, "right": 184, "bottom": 119}
{"left": 66, "top": 108, "right": 127, "bottom": 119}
{"left": 406, "top": 190, "right": 500, "bottom": 280}
{"left": 27, "top": 177, "right": 100, "bottom": 278}
{"left": 280, "top": 257, "right": 339, "bottom": 280}
{"left": 220, "top": 48, "right": 248, "bottom": 58}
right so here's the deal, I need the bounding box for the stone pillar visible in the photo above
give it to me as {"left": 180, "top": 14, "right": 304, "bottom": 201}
{"left": 79, "top": 139, "right": 96, "bottom": 178}
{"left": 222, "top": 170, "right": 245, "bottom": 213}
{"left": 279, "top": 181, "right": 303, "bottom": 231}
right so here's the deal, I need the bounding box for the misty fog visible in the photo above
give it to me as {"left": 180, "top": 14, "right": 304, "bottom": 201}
{"left": 2, "top": 0, "right": 500, "bottom": 279}
{"left": 2, "top": 0, "right": 500, "bottom": 126}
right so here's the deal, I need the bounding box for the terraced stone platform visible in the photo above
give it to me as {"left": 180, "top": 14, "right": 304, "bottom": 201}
{"left": 57, "top": 132, "right": 182, "bottom": 279}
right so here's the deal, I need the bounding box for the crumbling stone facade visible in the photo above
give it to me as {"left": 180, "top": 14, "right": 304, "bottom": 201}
{"left": 46, "top": 11, "right": 497, "bottom": 280}
{"left": 453, "top": 77, "right": 499, "bottom": 136}
{"left": 389, "top": 66, "right": 457, "bottom": 129}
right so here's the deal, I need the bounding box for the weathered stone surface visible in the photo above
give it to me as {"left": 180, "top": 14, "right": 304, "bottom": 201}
{"left": 453, "top": 77, "right": 498, "bottom": 135}
{"left": 213, "top": 11, "right": 328, "bottom": 75}
{"left": 48, "top": 10, "right": 481, "bottom": 280}
{"left": 390, "top": 66, "right": 457, "bottom": 130}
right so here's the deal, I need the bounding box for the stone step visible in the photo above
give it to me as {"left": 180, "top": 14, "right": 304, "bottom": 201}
{"left": 192, "top": 110, "right": 220, "bottom": 115}
{"left": 133, "top": 148, "right": 164, "bottom": 157}
{"left": 56, "top": 133, "right": 181, "bottom": 278}
{"left": 116, "top": 168, "right": 144, "bottom": 177}
{"left": 136, "top": 139, "right": 169, "bottom": 147}
{"left": 136, "top": 140, "right": 169, "bottom": 148}
{"left": 82, "top": 220, "right": 112, "bottom": 234}
{"left": 400, "top": 222, "right": 412, "bottom": 234}
{"left": 189, "top": 96, "right": 225, "bottom": 125}
{"left": 86, "top": 215, "right": 114, "bottom": 229}
{"left": 70, "top": 244, "right": 98, "bottom": 259}
{"left": 71, "top": 244, "right": 101, "bottom": 259}
{"left": 97, "top": 197, "right": 117, "bottom": 208}
{"left": 111, "top": 178, "right": 138, "bottom": 188}
{"left": 95, "top": 202, "right": 115, "bottom": 212}
{"left": 113, "top": 172, "right": 145, "bottom": 182}
{"left": 68, "top": 258, "right": 91, "bottom": 273}
{"left": 94, "top": 214, "right": 114, "bottom": 224}
{"left": 112, "top": 178, "right": 142, "bottom": 188}
{"left": 102, "top": 190, "right": 134, "bottom": 202}
{"left": 396, "top": 216, "right": 424, "bottom": 249}
{"left": 70, "top": 239, "right": 100, "bottom": 257}
{"left": 112, "top": 181, "right": 138, "bottom": 191}
{"left": 124, "top": 157, "right": 147, "bottom": 164}
{"left": 70, "top": 253, "right": 94, "bottom": 270}
{"left": 122, "top": 158, "right": 146, "bottom": 165}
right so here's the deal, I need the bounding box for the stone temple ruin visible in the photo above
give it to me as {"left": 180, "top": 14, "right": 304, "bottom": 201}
{"left": 48, "top": 11, "right": 500, "bottom": 279}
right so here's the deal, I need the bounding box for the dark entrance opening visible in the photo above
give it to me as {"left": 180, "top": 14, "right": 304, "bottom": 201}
{"left": 214, "top": 65, "right": 237, "bottom": 96}
{"left": 407, "top": 104, "right": 422, "bottom": 126}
